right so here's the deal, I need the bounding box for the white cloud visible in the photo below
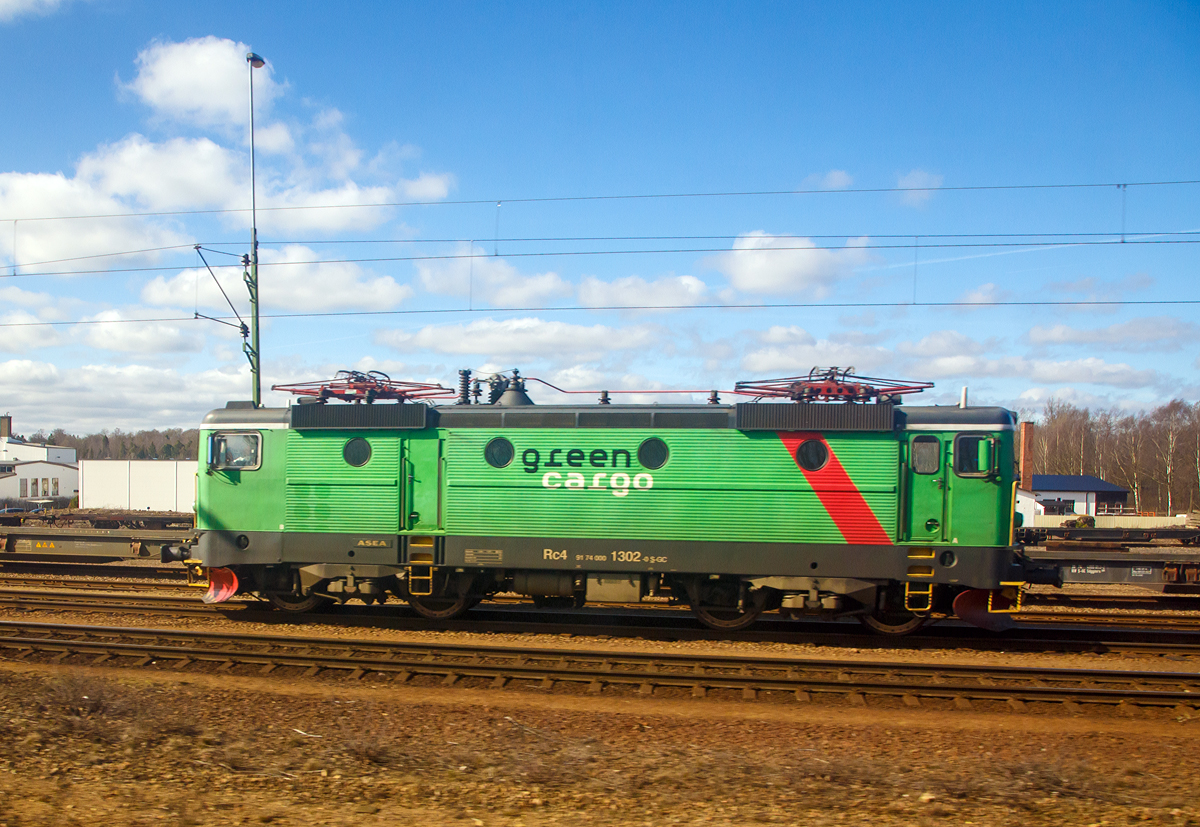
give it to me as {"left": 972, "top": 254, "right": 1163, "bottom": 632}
{"left": 0, "top": 311, "right": 62, "bottom": 352}
{"left": 376, "top": 317, "right": 657, "bottom": 362}
{"left": 529, "top": 366, "right": 697, "bottom": 404}
{"left": 400, "top": 173, "right": 455, "bottom": 201}
{"left": 760, "top": 325, "right": 815, "bottom": 346}
{"left": 1014, "top": 386, "right": 1163, "bottom": 414}
{"left": 77, "top": 309, "right": 204, "bottom": 354}
{"left": 1024, "top": 358, "right": 1157, "bottom": 387}
{"left": 710, "top": 232, "right": 872, "bottom": 296}
{"left": 909, "top": 355, "right": 1157, "bottom": 388}
{"left": 123, "top": 36, "right": 282, "bottom": 127}
{"left": 802, "top": 169, "right": 853, "bottom": 190}
{"left": 578, "top": 274, "right": 708, "bottom": 308}
{"left": 417, "top": 245, "right": 570, "bottom": 307}
{"left": 956, "top": 282, "right": 1010, "bottom": 306}
{"left": 251, "top": 122, "right": 294, "bottom": 154}
{"left": 0, "top": 0, "right": 68, "bottom": 22}
{"left": 742, "top": 330, "right": 893, "bottom": 375}
{"left": 0, "top": 358, "right": 264, "bottom": 431}
{"left": 0, "top": 170, "right": 188, "bottom": 269}
{"left": 1047, "top": 273, "right": 1153, "bottom": 297}
{"left": 897, "top": 330, "right": 987, "bottom": 357}
{"left": 0, "top": 285, "right": 55, "bottom": 309}
{"left": 76, "top": 134, "right": 241, "bottom": 210}
{"left": 830, "top": 329, "right": 891, "bottom": 346}
{"left": 253, "top": 182, "right": 396, "bottom": 233}
{"left": 1028, "top": 317, "right": 1200, "bottom": 352}
{"left": 1, "top": 37, "right": 459, "bottom": 273}
{"left": 141, "top": 245, "right": 412, "bottom": 312}
{"left": 307, "top": 126, "right": 363, "bottom": 181}
{"left": 897, "top": 169, "right": 943, "bottom": 206}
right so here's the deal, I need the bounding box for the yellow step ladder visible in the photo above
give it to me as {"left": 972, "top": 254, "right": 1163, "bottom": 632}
{"left": 904, "top": 581, "right": 934, "bottom": 612}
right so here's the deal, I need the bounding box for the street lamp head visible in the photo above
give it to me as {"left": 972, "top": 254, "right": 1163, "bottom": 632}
{"left": 246, "top": 52, "right": 266, "bottom": 69}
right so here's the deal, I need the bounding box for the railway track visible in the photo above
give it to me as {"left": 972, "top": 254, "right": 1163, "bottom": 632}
{"left": 1017, "top": 610, "right": 1200, "bottom": 629}
{"left": 0, "top": 588, "right": 246, "bottom": 616}
{"left": 0, "top": 576, "right": 202, "bottom": 592}
{"left": 1, "top": 619, "right": 1198, "bottom": 712}
{"left": 7, "top": 581, "right": 1200, "bottom": 630}
{"left": 3, "top": 586, "right": 1200, "bottom": 661}
{"left": 0, "top": 562, "right": 192, "bottom": 580}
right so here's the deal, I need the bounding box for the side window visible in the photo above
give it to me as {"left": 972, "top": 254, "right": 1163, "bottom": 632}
{"left": 911, "top": 436, "right": 941, "bottom": 475}
{"left": 210, "top": 432, "right": 262, "bottom": 471}
{"left": 954, "top": 433, "right": 993, "bottom": 477}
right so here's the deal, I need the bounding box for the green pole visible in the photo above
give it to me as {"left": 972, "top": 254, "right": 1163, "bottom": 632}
{"left": 246, "top": 52, "right": 266, "bottom": 407}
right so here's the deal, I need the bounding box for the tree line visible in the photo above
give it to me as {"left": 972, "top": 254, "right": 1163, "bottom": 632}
{"left": 33, "top": 428, "right": 200, "bottom": 462}
{"left": 1026, "top": 399, "right": 1200, "bottom": 515}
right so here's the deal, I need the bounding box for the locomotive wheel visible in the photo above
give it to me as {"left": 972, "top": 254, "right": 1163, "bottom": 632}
{"left": 686, "top": 579, "right": 771, "bottom": 631}
{"left": 405, "top": 593, "right": 475, "bottom": 620}
{"left": 402, "top": 569, "right": 483, "bottom": 619}
{"left": 691, "top": 603, "right": 765, "bottom": 631}
{"left": 266, "top": 591, "right": 333, "bottom": 613}
{"left": 857, "top": 610, "right": 927, "bottom": 636}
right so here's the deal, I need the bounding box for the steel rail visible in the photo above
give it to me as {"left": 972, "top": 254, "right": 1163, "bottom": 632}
{"left": 5, "top": 588, "right": 1200, "bottom": 656}
{"left": 1, "top": 620, "right": 1199, "bottom": 710}
{"left": 0, "top": 563, "right": 192, "bottom": 580}
{"left": 0, "top": 577, "right": 201, "bottom": 592}
{"left": 1018, "top": 612, "right": 1200, "bottom": 628}
{"left": 0, "top": 589, "right": 249, "bottom": 616}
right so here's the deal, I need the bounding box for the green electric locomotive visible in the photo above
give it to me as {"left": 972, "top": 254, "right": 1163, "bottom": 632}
{"left": 189, "top": 369, "right": 1055, "bottom": 633}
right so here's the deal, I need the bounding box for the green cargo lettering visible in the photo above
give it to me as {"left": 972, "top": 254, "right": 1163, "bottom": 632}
{"left": 523, "top": 447, "right": 631, "bottom": 474}
{"left": 542, "top": 471, "right": 653, "bottom": 497}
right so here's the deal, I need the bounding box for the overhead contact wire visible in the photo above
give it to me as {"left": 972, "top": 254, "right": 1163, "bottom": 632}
{"left": 4, "top": 298, "right": 1200, "bottom": 329}
{"left": 2, "top": 178, "right": 1198, "bottom": 223}
{"left": 4, "top": 236, "right": 1199, "bottom": 280}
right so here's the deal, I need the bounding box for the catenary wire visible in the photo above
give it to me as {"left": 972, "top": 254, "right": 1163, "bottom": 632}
{"left": 4, "top": 236, "right": 1199, "bottom": 280}
{"left": 3, "top": 298, "right": 1199, "bottom": 329}
{"left": 1, "top": 178, "right": 1198, "bottom": 223}
{"left": 12, "top": 230, "right": 1200, "bottom": 270}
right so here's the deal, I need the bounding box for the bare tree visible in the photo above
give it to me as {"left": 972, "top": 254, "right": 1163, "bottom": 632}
{"left": 1150, "top": 400, "right": 1190, "bottom": 515}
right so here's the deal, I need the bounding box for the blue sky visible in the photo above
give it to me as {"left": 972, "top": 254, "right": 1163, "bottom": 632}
{"left": 1, "top": 0, "right": 1197, "bottom": 432}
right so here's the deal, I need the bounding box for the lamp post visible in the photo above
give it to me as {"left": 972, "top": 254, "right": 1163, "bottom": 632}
{"left": 245, "top": 52, "right": 266, "bottom": 407}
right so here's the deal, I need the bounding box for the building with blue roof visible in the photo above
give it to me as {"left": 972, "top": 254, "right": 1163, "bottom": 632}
{"left": 1030, "top": 474, "right": 1129, "bottom": 516}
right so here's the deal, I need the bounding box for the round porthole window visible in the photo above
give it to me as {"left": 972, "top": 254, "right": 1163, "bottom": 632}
{"left": 637, "top": 437, "right": 669, "bottom": 470}
{"left": 795, "top": 439, "right": 829, "bottom": 472}
{"left": 484, "top": 437, "right": 514, "bottom": 468}
{"left": 343, "top": 437, "right": 372, "bottom": 467}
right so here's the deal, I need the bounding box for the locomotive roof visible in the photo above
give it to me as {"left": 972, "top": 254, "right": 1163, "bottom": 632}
{"left": 203, "top": 401, "right": 1015, "bottom": 432}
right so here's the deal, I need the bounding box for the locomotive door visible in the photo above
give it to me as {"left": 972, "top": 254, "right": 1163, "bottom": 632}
{"left": 402, "top": 435, "right": 443, "bottom": 532}
{"left": 906, "top": 434, "right": 946, "bottom": 542}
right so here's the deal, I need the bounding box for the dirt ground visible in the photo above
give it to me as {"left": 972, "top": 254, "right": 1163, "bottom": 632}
{"left": 0, "top": 659, "right": 1198, "bottom": 827}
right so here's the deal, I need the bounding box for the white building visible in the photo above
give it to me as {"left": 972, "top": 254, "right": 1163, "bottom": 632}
{"left": 79, "top": 460, "right": 196, "bottom": 512}
{"left": 1014, "top": 488, "right": 1044, "bottom": 526}
{"left": 0, "top": 461, "right": 78, "bottom": 501}
{"left": 0, "top": 415, "right": 78, "bottom": 503}
{"left": 1030, "top": 474, "right": 1129, "bottom": 516}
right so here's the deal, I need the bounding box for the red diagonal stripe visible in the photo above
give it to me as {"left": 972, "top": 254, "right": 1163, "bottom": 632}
{"left": 778, "top": 431, "right": 893, "bottom": 545}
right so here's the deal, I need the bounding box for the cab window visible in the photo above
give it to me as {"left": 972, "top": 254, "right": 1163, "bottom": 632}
{"left": 911, "top": 436, "right": 941, "bottom": 475}
{"left": 209, "top": 432, "right": 262, "bottom": 471}
{"left": 953, "top": 433, "right": 994, "bottom": 477}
